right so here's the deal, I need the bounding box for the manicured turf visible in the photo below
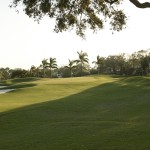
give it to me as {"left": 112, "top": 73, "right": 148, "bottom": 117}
{"left": 0, "top": 75, "right": 150, "bottom": 150}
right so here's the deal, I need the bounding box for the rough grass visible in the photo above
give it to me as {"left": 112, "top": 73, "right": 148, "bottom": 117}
{"left": 0, "top": 75, "right": 150, "bottom": 150}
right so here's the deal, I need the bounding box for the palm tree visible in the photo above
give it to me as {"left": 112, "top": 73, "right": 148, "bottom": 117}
{"left": 92, "top": 55, "right": 101, "bottom": 74}
{"left": 48, "top": 57, "right": 57, "bottom": 78}
{"left": 65, "top": 59, "right": 76, "bottom": 77}
{"left": 76, "top": 50, "right": 89, "bottom": 76}
{"left": 41, "top": 59, "right": 48, "bottom": 77}
{"left": 92, "top": 55, "right": 105, "bottom": 74}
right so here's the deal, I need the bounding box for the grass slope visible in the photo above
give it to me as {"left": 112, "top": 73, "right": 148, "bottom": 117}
{"left": 0, "top": 76, "right": 150, "bottom": 150}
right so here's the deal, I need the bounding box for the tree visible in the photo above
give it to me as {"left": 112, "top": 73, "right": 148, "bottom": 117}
{"left": 35, "top": 66, "right": 41, "bottom": 77}
{"left": 57, "top": 66, "right": 67, "bottom": 78}
{"left": 65, "top": 59, "right": 76, "bottom": 77}
{"left": 136, "top": 50, "right": 150, "bottom": 75}
{"left": 128, "top": 52, "right": 140, "bottom": 75}
{"left": 115, "top": 54, "right": 126, "bottom": 75}
{"left": 76, "top": 50, "right": 89, "bottom": 76}
{"left": 0, "top": 67, "right": 11, "bottom": 80}
{"left": 105, "top": 54, "right": 126, "bottom": 75}
{"left": 0, "top": 70, "right": 3, "bottom": 81}
{"left": 106, "top": 55, "right": 118, "bottom": 74}
{"left": 92, "top": 55, "right": 105, "bottom": 74}
{"left": 30, "top": 65, "right": 41, "bottom": 77}
{"left": 30, "top": 65, "right": 36, "bottom": 77}
{"left": 48, "top": 57, "right": 57, "bottom": 78}
{"left": 140, "top": 56, "right": 150, "bottom": 75}
{"left": 41, "top": 59, "right": 48, "bottom": 77}
{"left": 11, "top": 69, "right": 29, "bottom": 78}
{"left": 11, "top": 0, "right": 150, "bottom": 38}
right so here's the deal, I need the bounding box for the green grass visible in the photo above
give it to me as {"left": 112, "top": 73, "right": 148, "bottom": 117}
{"left": 0, "top": 75, "right": 150, "bottom": 150}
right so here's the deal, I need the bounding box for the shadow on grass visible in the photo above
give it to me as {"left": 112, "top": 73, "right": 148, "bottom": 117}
{"left": 0, "top": 77, "right": 38, "bottom": 90}
{"left": 0, "top": 77, "right": 40, "bottom": 85}
{"left": 8, "top": 83, "right": 36, "bottom": 89}
{"left": 116, "top": 76, "right": 150, "bottom": 88}
{"left": 0, "top": 83, "right": 37, "bottom": 90}
{"left": 10, "top": 77, "right": 40, "bottom": 83}
{"left": 0, "top": 77, "right": 150, "bottom": 150}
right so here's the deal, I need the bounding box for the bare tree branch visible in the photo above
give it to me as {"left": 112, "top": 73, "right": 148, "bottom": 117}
{"left": 104, "top": 0, "right": 118, "bottom": 5}
{"left": 129, "top": 0, "right": 150, "bottom": 8}
{"left": 104, "top": 0, "right": 150, "bottom": 8}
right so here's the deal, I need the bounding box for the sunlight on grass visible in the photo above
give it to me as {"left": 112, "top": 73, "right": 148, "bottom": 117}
{"left": 0, "top": 75, "right": 115, "bottom": 112}
{"left": 0, "top": 75, "right": 150, "bottom": 150}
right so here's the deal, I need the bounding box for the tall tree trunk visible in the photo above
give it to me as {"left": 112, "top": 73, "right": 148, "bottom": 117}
{"left": 70, "top": 69, "right": 72, "bottom": 77}
{"left": 50, "top": 68, "right": 52, "bottom": 78}
{"left": 81, "top": 64, "right": 83, "bottom": 76}
{"left": 98, "top": 64, "right": 100, "bottom": 75}
{"left": 43, "top": 68, "right": 45, "bottom": 78}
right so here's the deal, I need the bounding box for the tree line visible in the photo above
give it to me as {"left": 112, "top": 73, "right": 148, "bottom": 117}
{"left": 1, "top": 49, "right": 150, "bottom": 80}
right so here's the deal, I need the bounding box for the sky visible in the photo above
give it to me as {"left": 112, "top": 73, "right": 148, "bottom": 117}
{"left": 0, "top": 0, "right": 150, "bottom": 70}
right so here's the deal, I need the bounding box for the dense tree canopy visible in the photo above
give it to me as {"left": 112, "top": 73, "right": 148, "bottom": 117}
{"left": 11, "top": 0, "right": 150, "bottom": 37}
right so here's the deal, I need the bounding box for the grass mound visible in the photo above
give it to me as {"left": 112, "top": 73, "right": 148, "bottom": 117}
{"left": 0, "top": 76, "right": 150, "bottom": 150}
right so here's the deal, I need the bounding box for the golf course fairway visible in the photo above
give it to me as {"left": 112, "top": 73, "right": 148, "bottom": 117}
{"left": 0, "top": 75, "right": 150, "bottom": 150}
